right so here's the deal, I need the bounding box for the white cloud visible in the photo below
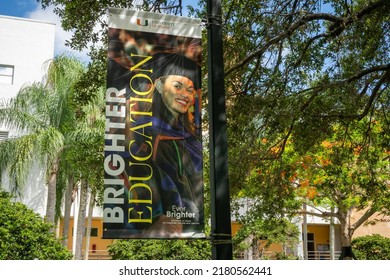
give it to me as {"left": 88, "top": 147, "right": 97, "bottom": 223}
{"left": 26, "top": 6, "right": 90, "bottom": 62}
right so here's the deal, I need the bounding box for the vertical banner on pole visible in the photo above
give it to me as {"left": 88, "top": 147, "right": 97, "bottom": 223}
{"left": 103, "top": 8, "right": 204, "bottom": 239}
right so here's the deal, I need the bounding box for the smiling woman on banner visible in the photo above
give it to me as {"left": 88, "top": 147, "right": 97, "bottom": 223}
{"left": 128, "top": 52, "right": 204, "bottom": 238}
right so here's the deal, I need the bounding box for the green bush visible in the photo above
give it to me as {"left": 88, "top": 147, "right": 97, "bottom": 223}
{"left": 108, "top": 239, "right": 212, "bottom": 260}
{"left": 352, "top": 234, "right": 390, "bottom": 260}
{"left": 0, "top": 189, "right": 72, "bottom": 260}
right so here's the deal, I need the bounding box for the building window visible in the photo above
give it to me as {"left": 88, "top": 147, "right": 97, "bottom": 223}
{"left": 0, "top": 64, "right": 14, "bottom": 85}
{"left": 71, "top": 227, "right": 99, "bottom": 237}
{"left": 0, "top": 131, "right": 9, "bottom": 141}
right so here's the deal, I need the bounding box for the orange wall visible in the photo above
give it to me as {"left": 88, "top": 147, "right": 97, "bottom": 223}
{"left": 231, "top": 221, "right": 241, "bottom": 236}
{"left": 307, "top": 224, "right": 330, "bottom": 247}
{"left": 59, "top": 218, "right": 115, "bottom": 254}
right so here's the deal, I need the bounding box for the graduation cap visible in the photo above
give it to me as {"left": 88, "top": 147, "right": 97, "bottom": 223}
{"left": 150, "top": 52, "right": 201, "bottom": 90}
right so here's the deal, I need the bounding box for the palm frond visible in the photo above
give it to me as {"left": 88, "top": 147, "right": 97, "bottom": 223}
{"left": 0, "top": 83, "right": 49, "bottom": 132}
{"left": 1, "top": 134, "right": 39, "bottom": 196}
{"left": 36, "top": 127, "right": 65, "bottom": 166}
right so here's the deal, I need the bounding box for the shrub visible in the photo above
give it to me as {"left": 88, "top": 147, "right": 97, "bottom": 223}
{"left": 108, "top": 239, "right": 211, "bottom": 260}
{"left": 352, "top": 234, "right": 390, "bottom": 260}
{"left": 0, "top": 189, "right": 72, "bottom": 260}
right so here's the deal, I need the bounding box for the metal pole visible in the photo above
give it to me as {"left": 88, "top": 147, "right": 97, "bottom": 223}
{"left": 206, "top": 0, "right": 233, "bottom": 260}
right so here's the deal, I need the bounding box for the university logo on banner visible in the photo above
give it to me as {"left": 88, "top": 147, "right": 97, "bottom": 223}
{"left": 103, "top": 8, "right": 204, "bottom": 239}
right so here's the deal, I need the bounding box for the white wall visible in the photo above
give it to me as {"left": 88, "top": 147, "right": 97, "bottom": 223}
{"left": 0, "top": 15, "right": 55, "bottom": 217}
{"left": 0, "top": 15, "right": 55, "bottom": 100}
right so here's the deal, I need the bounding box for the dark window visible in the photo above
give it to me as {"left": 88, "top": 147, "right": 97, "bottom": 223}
{"left": 71, "top": 227, "right": 99, "bottom": 237}
{"left": 0, "top": 131, "right": 9, "bottom": 141}
{"left": 0, "top": 65, "right": 14, "bottom": 85}
{"left": 90, "top": 228, "right": 98, "bottom": 237}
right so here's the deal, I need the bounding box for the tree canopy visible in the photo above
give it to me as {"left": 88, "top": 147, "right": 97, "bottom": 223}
{"left": 219, "top": 0, "right": 390, "bottom": 192}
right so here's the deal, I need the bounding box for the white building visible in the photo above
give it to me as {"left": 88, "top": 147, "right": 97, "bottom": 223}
{"left": 0, "top": 15, "right": 55, "bottom": 101}
{"left": 0, "top": 15, "right": 55, "bottom": 215}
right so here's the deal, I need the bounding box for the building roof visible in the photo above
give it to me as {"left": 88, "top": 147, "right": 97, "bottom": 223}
{"left": 0, "top": 14, "right": 55, "bottom": 26}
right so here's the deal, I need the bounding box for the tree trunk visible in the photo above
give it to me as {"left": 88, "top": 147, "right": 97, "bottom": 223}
{"left": 45, "top": 158, "right": 59, "bottom": 230}
{"left": 84, "top": 190, "right": 95, "bottom": 260}
{"left": 338, "top": 210, "right": 356, "bottom": 260}
{"left": 61, "top": 175, "right": 75, "bottom": 247}
{"left": 330, "top": 208, "right": 335, "bottom": 260}
{"left": 74, "top": 180, "right": 88, "bottom": 260}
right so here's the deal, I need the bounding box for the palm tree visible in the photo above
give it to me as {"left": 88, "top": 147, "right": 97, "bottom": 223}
{"left": 64, "top": 85, "right": 105, "bottom": 259}
{"left": 0, "top": 55, "right": 85, "bottom": 226}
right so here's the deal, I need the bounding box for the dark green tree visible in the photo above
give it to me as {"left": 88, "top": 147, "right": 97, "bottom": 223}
{"left": 352, "top": 234, "right": 390, "bottom": 260}
{"left": 0, "top": 188, "right": 72, "bottom": 260}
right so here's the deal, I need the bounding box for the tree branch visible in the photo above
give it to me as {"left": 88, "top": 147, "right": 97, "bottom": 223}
{"left": 351, "top": 207, "right": 377, "bottom": 232}
{"left": 225, "top": 0, "right": 388, "bottom": 76}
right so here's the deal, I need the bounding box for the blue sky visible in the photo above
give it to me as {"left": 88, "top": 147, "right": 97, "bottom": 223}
{"left": 0, "top": 0, "right": 39, "bottom": 17}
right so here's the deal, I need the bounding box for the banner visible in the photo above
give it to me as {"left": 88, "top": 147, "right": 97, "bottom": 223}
{"left": 104, "top": 8, "right": 204, "bottom": 239}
